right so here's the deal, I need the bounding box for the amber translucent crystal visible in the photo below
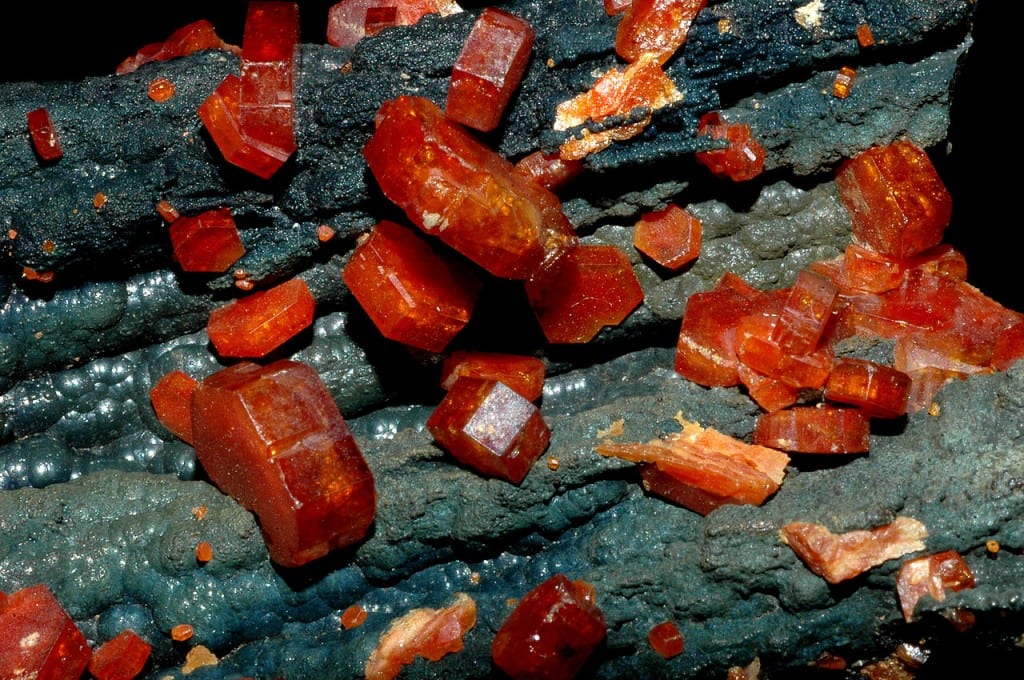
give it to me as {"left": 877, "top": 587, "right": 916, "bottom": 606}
{"left": 770, "top": 270, "right": 839, "bottom": 355}
{"left": 89, "top": 629, "right": 152, "bottom": 680}
{"left": 150, "top": 369, "right": 198, "bottom": 445}
{"left": 835, "top": 139, "right": 952, "bottom": 258}
{"left": 364, "top": 6, "right": 399, "bottom": 34}
{"left": 605, "top": 0, "right": 633, "bottom": 15}
{"left": 440, "top": 350, "right": 545, "bottom": 402}
{"left": 169, "top": 207, "right": 245, "bottom": 273}
{"left": 780, "top": 516, "right": 928, "bottom": 584}
{"left": 992, "top": 320, "right": 1024, "bottom": 371}
{"left": 904, "top": 367, "right": 965, "bottom": 414}
{"left": 896, "top": 550, "right": 975, "bottom": 622}
{"left": 695, "top": 111, "right": 765, "bottom": 182}
{"left": 364, "top": 96, "right": 578, "bottom": 279}
{"left": 824, "top": 358, "right": 911, "bottom": 418}
{"left": 446, "top": 7, "right": 535, "bottom": 132}
{"left": 856, "top": 23, "right": 875, "bottom": 48}
{"left": 27, "top": 107, "right": 62, "bottom": 161}
{"left": 513, "top": 150, "right": 584, "bottom": 191}
{"left": 736, "top": 313, "right": 833, "bottom": 390}
{"left": 492, "top": 574, "right": 606, "bottom": 680}
{"left": 0, "top": 584, "right": 91, "bottom": 680}
{"left": 148, "top": 77, "right": 176, "bottom": 102}
{"left": 832, "top": 66, "right": 856, "bottom": 99}
{"left": 633, "top": 203, "right": 702, "bottom": 270}
{"left": 840, "top": 243, "right": 905, "bottom": 294}
{"left": 615, "top": 0, "right": 708, "bottom": 64}
{"left": 426, "top": 377, "right": 550, "bottom": 484}
{"left": 905, "top": 244, "right": 968, "bottom": 281}
{"left": 170, "top": 623, "right": 194, "bottom": 642}
{"left": 156, "top": 200, "right": 180, "bottom": 223}
{"left": 207, "top": 278, "right": 316, "bottom": 358}
{"left": 365, "top": 593, "right": 476, "bottom": 680}
{"left": 648, "top": 620, "right": 684, "bottom": 659}
{"left": 341, "top": 604, "right": 368, "bottom": 630}
{"left": 737, "top": 363, "right": 799, "bottom": 413}
{"left": 342, "top": 220, "right": 481, "bottom": 353}
{"left": 754, "top": 405, "right": 870, "bottom": 454}
{"left": 326, "top": 0, "right": 462, "bottom": 48}
{"left": 525, "top": 244, "right": 644, "bottom": 344}
{"left": 116, "top": 19, "right": 237, "bottom": 75}
{"left": 191, "top": 359, "right": 376, "bottom": 567}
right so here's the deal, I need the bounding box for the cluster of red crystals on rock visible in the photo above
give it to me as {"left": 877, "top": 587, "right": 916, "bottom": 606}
{"left": 446, "top": 7, "right": 535, "bottom": 132}
{"left": 648, "top": 620, "right": 684, "bottom": 659}
{"left": 89, "top": 629, "right": 152, "bottom": 680}
{"left": 615, "top": 0, "right": 708, "bottom": 64}
{"left": 116, "top": 19, "right": 238, "bottom": 75}
{"left": 440, "top": 350, "right": 546, "bottom": 401}
{"left": 779, "top": 516, "right": 927, "bottom": 584}
{"left": 326, "top": 0, "right": 462, "bottom": 48}
{"left": 695, "top": 111, "right": 765, "bottom": 182}
{"left": 168, "top": 207, "right": 246, "bottom": 273}
{"left": 596, "top": 419, "right": 789, "bottom": 514}
{"left": 191, "top": 359, "right": 376, "bottom": 567}
{"left": 198, "top": 2, "right": 298, "bottom": 179}
{"left": 343, "top": 220, "right": 481, "bottom": 353}
{"left": 525, "top": 244, "right": 644, "bottom": 344}
{"left": 150, "top": 369, "right": 199, "bottom": 445}
{"left": 364, "top": 95, "right": 578, "bottom": 280}
{"left": 27, "top": 107, "right": 63, "bottom": 162}
{"left": 427, "top": 377, "right": 550, "bottom": 484}
{"left": 206, "top": 278, "right": 316, "bottom": 358}
{"left": 492, "top": 574, "right": 607, "bottom": 680}
{"left": 633, "top": 203, "right": 702, "bottom": 270}
{"left": 896, "top": 550, "right": 975, "bottom": 622}
{"left": 365, "top": 593, "right": 477, "bottom": 680}
{"left": 0, "top": 584, "right": 91, "bottom": 680}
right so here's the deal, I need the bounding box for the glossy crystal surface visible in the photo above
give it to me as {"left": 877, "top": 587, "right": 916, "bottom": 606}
{"left": 326, "top": 0, "right": 462, "bottom": 48}
{"left": 896, "top": 550, "right": 975, "bottom": 622}
{"left": 440, "top": 351, "right": 545, "bottom": 402}
{"left": 753, "top": 405, "right": 870, "bottom": 454}
{"left": 770, "top": 270, "right": 838, "bottom": 355}
{"left": 116, "top": 19, "right": 236, "bottom": 74}
{"left": 206, "top": 278, "right": 316, "bottom": 358}
{"left": 824, "top": 358, "right": 911, "bottom": 418}
{"left": 513, "top": 151, "right": 584, "bottom": 191}
{"left": 88, "top": 629, "right": 152, "bottom": 680}
{"left": 0, "top": 584, "right": 91, "bottom": 680}
{"left": 633, "top": 203, "right": 701, "bottom": 270}
{"left": 365, "top": 593, "right": 476, "bottom": 680}
{"left": 695, "top": 111, "right": 765, "bottom": 182}
{"left": 149, "top": 369, "right": 198, "bottom": 445}
{"left": 615, "top": 0, "right": 708, "bottom": 64}
{"left": 27, "top": 107, "right": 62, "bottom": 162}
{"left": 648, "top": 620, "right": 684, "bottom": 659}
{"left": 168, "top": 207, "right": 245, "bottom": 273}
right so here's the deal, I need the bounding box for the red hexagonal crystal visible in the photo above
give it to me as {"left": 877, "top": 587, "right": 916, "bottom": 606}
{"left": 0, "top": 584, "right": 91, "bottom": 680}
{"left": 695, "top": 111, "right": 765, "bottom": 182}
{"left": 633, "top": 203, "right": 702, "bottom": 270}
{"left": 426, "top": 377, "right": 550, "bottom": 484}
{"left": 88, "top": 629, "right": 152, "bottom": 680}
{"left": 896, "top": 550, "right": 975, "bottom": 622}
{"left": 491, "top": 574, "right": 606, "bottom": 680}
{"left": 770, "top": 270, "right": 839, "bottom": 355}
{"left": 326, "top": 0, "right": 462, "bottom": 48}
{"left": 446, "top": 8, "right": 534, "bottom": 132}
{"left": 615, "top": 0, "right": 708, "bottom": 64}
{"left": 150, "top": 369, "right": 198, "bottom": 445}
{"left": 648, "top": 620, "right": 684, "bottom": 659}
{"left": 440, "top": 350, "right": 546, "bottom": 402}
{"left": 525, "top": 244, "right": 644, "bottom": 344}
{"left": 835, "top": 139, "right": 952, "bottom": 259}
{"left": 27, "top": 107, "right": 63, "bottom": 162}
{"left": 116, "top": 19, "right": 238, "bottom": 75}
{"left": 168, "top": 207, "right": 245, "bottom": 273}
{"left": 824, "top": 358, "right": 911, "bottom": 419}
{"left": 206, "top": 278, "right": 316, "bottom": 358}
{"left": 191, "top": 359, "right": 376, "bottom": 567}
{"left": 753, "top": 405, "right": 870, "bottom": 454}
{"left": 364, "top": 96, "right": 578, "bottom": 279}
{"left": 342, "top": 220, "right": 481, "bottom": 353}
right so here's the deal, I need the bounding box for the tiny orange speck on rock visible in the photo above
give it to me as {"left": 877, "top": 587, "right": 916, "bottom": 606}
{"left": 986, "top": 539, "right": 1000, "bottom": 554}
{"left": 42, "top": 239, "right": 56, "bottom": 253}
{"left": 547, "top": 457, "right": 560, "bottom": 471}
{"left": 341, "top": 604, "right": 368, "bottom": 630}
{"left": 148, "top": 77, "right": 176, "bottom": 102}
{"left": 22, "top": 267, "right": 54, "bottom": 283}
{"left": 857, "top": 23, "right": 875, "bottom": 48}
{"left": 470, "top": 571, "right": 481, "bottom": 585}
{"left": 196, "top": 541, "right": 214, "bottom": 563}
{"left": 927, "top": 402, "right": 941, "bottom": 417}
{"left": 93, "top": 192, "right": 107, "bottom": 210}
{"left": 317, "top": 224, "right": 336, "bottom": 242}
{"left": 171, "top": 624, "right": 194, "bottom": 642}
{"left": 235, "top": 279, "right": 255, "bottom": 291}
{"left": 156, "top": 200, "right": 180, "bottom": 223}
{"left": 832, "top": 66, "right": 856, "bottom": 99}
{"left": 7, "top": 229, "right": 17, "bottom": 239}
{"left": 192, "top": 505, "right": 208, "bottom": 520}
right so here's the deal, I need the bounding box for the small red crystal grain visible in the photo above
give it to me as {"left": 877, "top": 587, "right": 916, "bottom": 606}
{"left": 89, "top": 629, "right": 152, "bottom": 680}
{"left": 342, "top": 220, "right": 481, "bottom": 353}
{"left": 736, "top": 313, "right": 833, "bottom": 390}
{"left": 341, "top": 604, "right": 368, "bottom": 630}
{"left": 695, "top": 111, "right": 765, "bottom": 182}
{"left": 156, "top": 200, "right": 180, "bottom": 223}
{"left": 648, "top": 620, "right": 684, "bottom": 659}
{"left": 824, "top": 358, "right": 911, "bottom": 419}
{"left": 440, "top": 350, "right": 546, "bottom": 402}
{"left": 525, "top": 244, "right": 644, "bottom": 344}
{"left": 150, "top": 369, "right": 198, "bottom": 445}
{"left": 633, "top": 204, "right": 702, "bottom": 270}
{"left": 116, "top": 19, "right": 237, "bottom": 75}
{"left": 832, "top": 66, "right": 856, "bottom": 99}
{"left": 491, "top": 574, "right": 606, "bottom": 680}
{"left": 0, "top": 584, "right": 92, "bottom": 680}
{"left": 753, "top": 405, "right": 870, "bottom": 454}
{"left": 856, "top": 24, "right": 875, "bottom": 48}
{"left": 169, "top": 207, "right": 246, "bottom": 273}
{"left": 191, "top": 359, "right": 377, "bottom": 567}
{"left": 513, "top": 150, "right": 584, "bottom": 191}
{"left": 170, "top": 623, "right": 194, "bottom": 642}
{"left": 27, "top": 107, "right": 63, "bottom": 161}
{"left": 148, "top": 77, "right": 176, "bottom": 102}
{"left": 427, "top": 377, "right": 550, "bottom": 484}
{"left": 446, "top": 7, "right": 535, "bottom": 132}
{"left": 615, "top": 0, "right": 708, "bottom": 64}
{"left": 207, "top": 278, "right": 316, "bottom": 358}
{"left": 896, "top": 550, "right": 975, "bottom": 622}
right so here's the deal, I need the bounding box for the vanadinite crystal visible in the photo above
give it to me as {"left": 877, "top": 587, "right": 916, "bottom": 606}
{"left": 364, "top": 96, "right": 578, "bottom": 279}
{"left": 446, "top": 7, "right": 534, "bottom": 132}
{"left": 206, "top": 278, "right": 316, "bottom": 358}
{"left": 824, "top": 358, "right": 911, "bottom": 418}
{"left": 116, "top": 19, "right": 237, "bottom": 75}
{"left": 513, "top": 151, "right": 584, "bottom": 191}
{"left": 168, "top": 207, "right": 245, "bottom": 273}
{"left": 88, "top": 629, "right": 152, "bottom": 680}
{"left": 492, "top": 574, "right": 606, "bottom": 680}
{"left": 426, "top": 377, "right": 550, "bottom": 484}
{"left": 648, "top": 620, "right": 684, "bottom": 659}
{"left": 633, "top": 203, "right": 701, "bottom": 270}
{"left": 365, "top": 593, "right": 476, "bottom": 680}
{"left": 695, "top": 111, "right": 765, "bottom": 182}
{"left": 0, "top": 584, "right": 91, "bottom": 680}
{"left": 896, "top": 550, "right": 975, "bottom": 622}
{"left": 150, "top": 369, "right": 198, "bottom": 445}
{"left": 770, "top": 270, "right": 838, "bottom": 355}
{"left": 342, "top": 220, "right": 481, "bottom": 353}
{"left": 440, "top": 350, "right": 546, "bottom": 402}
{"left": 27, "top": 107, "right": 62, "bottom": 162}
{"left": 525, "top": 244, "right": 644, "bottom": 344}
{"left": 615, "top": 0, "right": 708, "bottom": 64}
{"left": 753, "top": 405, "right": 870, "bottom": 454}
{"left": 834, "top": 139, "right": 952, "bottom": 259}
{"left": 326, "top": 0, "right": 462, "bottom": 48}
{"left": 191, "top": 359, "right": 376, "bottom": 567}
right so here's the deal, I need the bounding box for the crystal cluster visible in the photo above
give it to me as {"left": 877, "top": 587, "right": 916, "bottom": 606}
{"left": 633, "top": 203, "right": 702, "bottom": 270}
{"left": 695, "top": 111, "right": 765, "bottom": 182}
{"left": 440, "top": 351, "right": 546, "bottom": 401}
{"left": 895, "top": 550, "right": 975, "bottom": 622}
{"left": 615, "top": 0, "right": 708, "bottom": 64}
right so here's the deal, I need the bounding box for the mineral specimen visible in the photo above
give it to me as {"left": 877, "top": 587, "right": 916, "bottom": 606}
{"left": 614, "top": 0, "right": 708, "bottom": 64}
{"left": 206, "top": 278, "right": 316, "bottom": 358}
{"left": 115, "top": 19, "right": 237, "bottom": 74}
{"left": 753, "top": 405, "right": 871, "bottom": 454}
{"left": 0, "top": 584, "right": 91, "bottom": 680}
{"left": 694, "top": 112, "right": 765, "bottom": 182}
{"left": 896, "top": 550, "right": 976, "bottom": 622}
{"left": 823, "top": 358, "right": 911, "bottom": 419}
{"left": 439, "top": 350, "right": 546, "bottom": 402}
{"left": 88, "top": 629, "right": 152, "bottom": 680}
{"left": 632, "top": 203, "right": 701, "bottom": 270}
{"left": 648, "top": 620, "right": 684, "bottom": 659}
{"left": 149, "top": 369, "right": 198, "bottom": 445}
{"left": 326, "top": 0, "right": 462, "bottom": 48}
{"left": 168, "top": 208, "right": 245, "bottom": 274}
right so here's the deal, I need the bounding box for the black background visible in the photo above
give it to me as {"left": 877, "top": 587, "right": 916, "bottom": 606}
{"left": 0, "top": 1, "right": 1014, "bottom": 309}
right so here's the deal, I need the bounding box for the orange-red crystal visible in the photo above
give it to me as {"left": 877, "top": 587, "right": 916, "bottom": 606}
{"left": 770, "top": 270, "right": 839, "bottom": 355}
{"left": 148, "top": 77, "right": 176, "bottom": 102}
{"left": 633, "top": 203, "right": 702, "bottom": 270}
{"left": 753, "top": 406, "right": 870, "bottom": 454}
{"left": 150, "top": 369, "right": 198, "bottom": 445}
{"left": 695, "top": 111, "right": 765, "bottom": 182}
{"left": 89, "top": 629, "right": 152, "bottom": 680}
{"left": 326, "top": 0, "right": 462, "bottom": 48}
{"left": 116, "top": 19, "right": 237, "bottom": 75}
{"left": 513, "top": 150, "right": 584, "bottom": 191}
{"left": 832, "top": 66, "right": 856, "bottom": 99}
{"left": 0, "top": 584, "right": 91, "bottom": 680}
{"left": 27, "top": 107, "right": 63, "bottom": 162}
{"left": 168, "top": 207, "right": 246, "bottom": 273}
{"left": 896, "top": 550, "right": 975, "bottom": 622}
{"left": 206, "top": 278, "right": 316, "bottom": 358}
{"left": 615, "top": 0, "right": 708, "bottom": 64}
{"left": 824, "top": 358, "right": 911, "bottom": 419}
{"left": 440, "top": 350, "right": 546, "bottom": 402}
{"left": 648, "top": 620, "right": 684, "bottom": 659}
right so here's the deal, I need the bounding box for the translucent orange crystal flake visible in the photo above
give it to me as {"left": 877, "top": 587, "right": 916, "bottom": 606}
{"left": 492, "top": 574, "right": 606, "bottom": 680}
{"left": 150, "top": 369, "right": 198, "bottom": 445}
{"left": 605, "top": 0, "right": 633, "bottom": 16}
{"left": 170, "top": 623, "right": 194, "bottom": 642}
{"left": 648, "top": 620, "right": 684, "bottom": 659}
{"left": 824, "top": 358, "right": 910, "bottom": 418}
{"left": 695, "top": 111, "right": 765, "bottom": 182}
{"left": 427, "top": 377, "right": 551, "bottom": 484}
{"left": 736, "top": 313, "right": 833, "bottom": 390}
{"left": 0, "top": 584, "right": 92, "bottom": 680}
{"left": 896, "top": 550, "right": 975, "bottom": 622}
{"left": 206, "top": 278, "right": 316, "bottom": 358}
{"left": 513, "top": 150, "right": 584, "bottom": 191}
{"left": 365, "top": 593, "right": 476, "bottom": 680}
{"left": 116, "top": 19, "right": 238, "bottom": 75}
{"left": 156, "top": 200, "right": 180, "bottom": 223}
{"left": 341, "top": 604, "right": 368, "bottom": 630}
{"left": 342, "top": 220, "right": 481, "bottom": 353}
{"left": 770, "top": 270, "right": 839, "bottom": 355}
{"left": 89, "top": 629, "right": 152, "bottom": 680}
{"left": 832, "top": 66, "right": 856, "bottom": 99}
{"left": 856, "top": 24, "right": 875, "bottom": 48}
{"left": 440, "top": 350, "right": 546, "bottom": 402}
{"left": 191, "top": 359, "right": 377, "bottom": 567}
{"left": 326, "top": 0, "right": 463, "bottom": 48}
{"left": 633, "top": 203, "right": 702, "bottom": 270}
{"left": 615, "top": 0, "right": 708, "bottom": 64}
{"left": 27, "top": 107, "right": 63, "bottom": 161}
{"left": 835, "top": 139, "right": 952, "bottom": 259}
{"left": 148, "top": 77, "right": 176, "bottom": 102}
{"left": 446, "top": 7, "right": 535, "bottom": 132}
{"left": 363, "top": 96, "right": 578, "bottom": 279}
{"left": 195, "top": 541, "right": 214, "bottom": 563}
{"left": 753, "top": 405, "right": 870, "bottom": 454}
{"left": 780, "top": 516, "right": 928, "bottom": 584}
{"left": 168, "top": 207, "right": 246, "bottom": 273}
